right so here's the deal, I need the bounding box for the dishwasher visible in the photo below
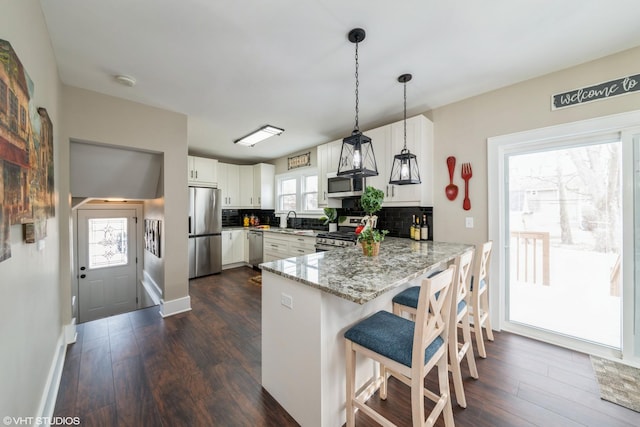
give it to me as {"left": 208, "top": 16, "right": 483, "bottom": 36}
{"left": 248, "top": 230, "right": 263, "bottom": 268}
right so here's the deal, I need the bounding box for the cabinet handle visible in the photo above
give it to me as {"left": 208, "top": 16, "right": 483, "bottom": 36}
{"left": 386, "top": 185, "right": 389, "bottom": 197}
{"left": 195, "top": 170, "right": 198, "bottom": 179}
{"left": 323, "top": 191, "right": 326, "bottom": 200}
{"left": 258, "top": 196, "right": 261, "bottom": 204}
{"left": 190, "top": 170, "right": 193, "bottom": 178}
{"left": 392, "top": 186, "right": 395, "bottom": 197}
{"left": 250, "top": 197, "right": 253, "bottom": 205}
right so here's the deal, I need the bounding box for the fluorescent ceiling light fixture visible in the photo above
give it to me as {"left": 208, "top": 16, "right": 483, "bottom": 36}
{"left": 234, "top": 125, "right": 284, "bottom": 146}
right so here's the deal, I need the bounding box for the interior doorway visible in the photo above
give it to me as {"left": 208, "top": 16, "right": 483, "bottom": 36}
{"left": 75, "top": 204, "right": 142, "bottom": 323}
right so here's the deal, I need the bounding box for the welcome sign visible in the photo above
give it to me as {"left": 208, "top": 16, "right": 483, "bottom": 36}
{"left": 552, "top": 73, "right": 640, "bottom": 110}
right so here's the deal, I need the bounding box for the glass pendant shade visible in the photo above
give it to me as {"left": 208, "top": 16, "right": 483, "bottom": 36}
{"left": 337, "top": 131, "right": 378, "bottom": 177}
{"left": 389, "top": 148, "right": 421, "bottom": 184}
{"left": 389, "top": 73, "right": 421, "bottom": 185}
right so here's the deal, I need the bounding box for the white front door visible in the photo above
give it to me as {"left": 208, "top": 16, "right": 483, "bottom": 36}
{"left": 77, "top": 209, "right": 137, "bottom": 322}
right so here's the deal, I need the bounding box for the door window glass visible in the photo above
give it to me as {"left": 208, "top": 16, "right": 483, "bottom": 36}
{"left": 88, "top": 217, "right": 128, "bottom": 269}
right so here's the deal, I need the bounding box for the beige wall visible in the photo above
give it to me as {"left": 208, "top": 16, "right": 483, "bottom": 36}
{"left": 61, "top": 86, "right": 189, "bottom": 303}
{"left": 431, "top": 46, "right": 640, "bottom": 245}
{"left": 0, "top": 0, "right": 63, "bottom": 418}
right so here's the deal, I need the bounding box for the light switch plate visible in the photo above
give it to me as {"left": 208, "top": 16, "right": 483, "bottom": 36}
{"left": 465, "top": 217, "right": 474, "bottom": 228}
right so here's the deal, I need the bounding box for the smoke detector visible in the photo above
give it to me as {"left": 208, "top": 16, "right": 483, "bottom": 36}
{"left": 114, "top": 74, "right": 136, "bottom": 87}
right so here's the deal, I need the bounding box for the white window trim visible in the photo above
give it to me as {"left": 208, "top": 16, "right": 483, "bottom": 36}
{"left": 275, "top": 168, "right": 323, "bottom": 217}
{"left": 488, "top": 109, "right": 640, "bottom": 367}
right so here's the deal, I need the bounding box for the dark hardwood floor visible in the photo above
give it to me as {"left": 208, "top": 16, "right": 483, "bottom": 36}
{"left": 54, "top": 266, "right": 640, "bottom": 426}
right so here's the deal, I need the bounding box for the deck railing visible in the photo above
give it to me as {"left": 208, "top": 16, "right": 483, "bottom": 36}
{"left": 511, "top": 231, "right": 550, "bottom": 286}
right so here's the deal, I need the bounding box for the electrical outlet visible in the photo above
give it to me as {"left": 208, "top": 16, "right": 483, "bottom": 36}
{"left": 281, "top": 293, "right": 293, "bottom": 309}
{"left": 465, "top": 217, "right": 474, "bottom": 228}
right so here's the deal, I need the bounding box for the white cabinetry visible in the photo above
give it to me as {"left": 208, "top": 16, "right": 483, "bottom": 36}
{"left": 317, "top": 139, "right": 342, "bottom": 207}
{"left": 188, "top": 156, "right": 218, "bottom": 187}
{"left": 218, "top": 163, "right": 240, "bottom": 207}
{"left": 217, "top": 162, "right": 274, "bottom": 209}
{"left": 222, "top": 229, "right": 244, "bottom": 266}
{"left": 263, "top": 233, "right": 316, "bottom": 262}
{"left": 263, "top": 234, "right": 291, "bottom": 263}
{"left": 239, "top": 165, "right": 254, "bottom": 207}
{"left": 253, "top": 163, "right": 275, "bottom": 209}
{"left": 365, "top": 115, "right": 433, "bottom": 207}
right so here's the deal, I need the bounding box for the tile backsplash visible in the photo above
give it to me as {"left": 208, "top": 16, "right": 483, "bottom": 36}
{"left": 223, "top": 205, "right": 433, "bottom": 239}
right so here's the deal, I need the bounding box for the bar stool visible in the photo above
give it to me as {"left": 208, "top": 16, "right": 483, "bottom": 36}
{"left": 392, "top": 250, "right": 478, "bottom": 408}
{"left": 344, "top": 266, "right": 457, "bottom": 427}
{"left": 469, "top": 241, "right": 494, "bottom": 358}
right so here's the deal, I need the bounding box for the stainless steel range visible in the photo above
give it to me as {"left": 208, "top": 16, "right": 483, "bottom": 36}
{"left": 315, "top": 216, "right": 362, "bottom": 252}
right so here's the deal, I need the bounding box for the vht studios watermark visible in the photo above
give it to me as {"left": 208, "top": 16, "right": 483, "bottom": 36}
{"left": 3, "top": 416, "right": 80, "bottom": 426}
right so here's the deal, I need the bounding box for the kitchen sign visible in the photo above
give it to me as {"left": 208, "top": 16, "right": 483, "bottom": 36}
{"left": 287, "top": 151, "right": 311, "bottom": 170}
{"left": 552, "top": 73, "right": 640, "bottom": 110}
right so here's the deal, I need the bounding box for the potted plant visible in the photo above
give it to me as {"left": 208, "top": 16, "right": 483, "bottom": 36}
{"left": 357, "top": 186, "right": 388, "bottom": 256}
{"left": 319, "top": 207, "right": 345, "bottom": 232}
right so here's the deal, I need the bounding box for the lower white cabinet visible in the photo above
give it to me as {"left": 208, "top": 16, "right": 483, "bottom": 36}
{"left": 263, "top": 233, "right": 316, "bottom": 262}
{"left": 222, "top": 229, "right": 244, "bottom": 266}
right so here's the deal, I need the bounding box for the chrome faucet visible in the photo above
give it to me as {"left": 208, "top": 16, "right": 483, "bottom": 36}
{"left": 286, "top": 210, "right": 297, "bottom": 228}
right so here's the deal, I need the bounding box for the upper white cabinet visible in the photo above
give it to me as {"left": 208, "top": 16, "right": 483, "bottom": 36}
{"left": 346, "top": 114, "right": 433, "bottom": 207}
{"left": 218, "top": 162, "right": 240, "bottom": 207}
{"left": 253, "top": 163, "right": 275, "bottom": 209}
{"left": 188, "top": 156, "right": 218, "bottom": 187}
{"left": 214, "top": 162, "right": 274, "bottom": 209}
{"left": 317, "top": 139, "right": 343, "bottom": 207}
{"left": 239, "top": 165, "right": 254, "bottom": 207}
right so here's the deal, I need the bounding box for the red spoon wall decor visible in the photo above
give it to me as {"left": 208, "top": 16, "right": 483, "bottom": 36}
{"left": 445, "top": 156, "right": 458, "bottom": 201}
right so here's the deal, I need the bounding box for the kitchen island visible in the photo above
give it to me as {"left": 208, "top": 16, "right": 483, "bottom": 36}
{"left": 260, "top": 238, "right": 473, "bottom": 427}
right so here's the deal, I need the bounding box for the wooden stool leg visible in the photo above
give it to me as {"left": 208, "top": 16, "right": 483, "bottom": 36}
{"left": 439, "top": 355, "right": 455, "bottom": 427}
{"left": 482, "top": 290, "right": 494, "bottom": 341}
{"left": 462, "top": 317, "right": 479, "bottom": 379}
{"left": 380, "top": 364, "right": 388, "bottom": 400}
{"left": 474, "top": 308, "right": 487, "bottom": 358}
{"left": 449, "top": 330, "right": 467, "bottom": 408}
{"left": 345, "top": 341, "right": 356, "bottom": 427}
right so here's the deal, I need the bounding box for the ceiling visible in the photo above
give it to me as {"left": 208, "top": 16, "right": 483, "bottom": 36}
{"left": 40, "top": 0, "right": 640, "bottom": 164}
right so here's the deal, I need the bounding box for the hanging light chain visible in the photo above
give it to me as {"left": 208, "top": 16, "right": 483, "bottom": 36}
{"left": 403, "top": 79, "right": 407, "bottom": 150}
{"left": 354, "top": 39, "right": 360, "bottom": 132}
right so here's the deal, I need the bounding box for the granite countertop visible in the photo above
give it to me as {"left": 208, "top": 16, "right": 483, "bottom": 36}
{"left": 260, "top": 237, "right": 474, "bottom": 304}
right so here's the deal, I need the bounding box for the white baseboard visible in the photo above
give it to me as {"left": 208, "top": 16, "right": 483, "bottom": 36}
{"left": 65, "top": 318, "right": 77, "bottom": 344}
{"left": 142, "top": 270, "right": 163, "bottom": 306}
{"left": 36, "top": 330, "right": 68, "bottom": 422}
{"left": 160, "top": 295, "right": 192, "bottom": 317}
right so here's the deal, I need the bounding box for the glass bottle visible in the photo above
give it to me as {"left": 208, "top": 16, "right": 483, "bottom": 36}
{"left": 414, "top": 215, "right": 421, "bottom": 241}
{"left": 410, "top": 215, "right": 415, "bottom": 239}
{"left": 421, "top": 214, "right": 429, "bottom": 240}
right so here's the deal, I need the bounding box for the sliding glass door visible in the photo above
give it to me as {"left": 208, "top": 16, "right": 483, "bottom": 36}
{"left": 489, "top": 111, "right": 640, "bottom": 362}
{"left": 507, "top": 141, "right": 622, "bottom": 348}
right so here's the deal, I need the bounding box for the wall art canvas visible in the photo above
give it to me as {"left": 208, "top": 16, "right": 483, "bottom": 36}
{"left": 0, "top": 39, "right": 55, "bottom": 263}
{"left": 144, "top": 219, "right": 161, "bottom": 258}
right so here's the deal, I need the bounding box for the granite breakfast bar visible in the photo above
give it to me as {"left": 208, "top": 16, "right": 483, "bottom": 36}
{"left": 260, "top": 238, "right": 473, "bottom": 427}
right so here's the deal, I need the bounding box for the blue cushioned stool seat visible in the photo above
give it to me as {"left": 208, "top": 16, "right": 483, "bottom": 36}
{"left": 392, "top": 270, "right": 443, "bottom": 310}
{"left": 344, "top": 311, "right": 444, "bottom": 368}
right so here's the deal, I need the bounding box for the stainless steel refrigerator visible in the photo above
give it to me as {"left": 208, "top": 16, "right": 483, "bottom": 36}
{"left": 188, "top": 187, "right": 222, "bottom": 278}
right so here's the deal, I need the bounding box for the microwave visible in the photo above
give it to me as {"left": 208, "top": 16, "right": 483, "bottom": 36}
{"left": 327, "top": 172, "right": 363, "bottom": 198}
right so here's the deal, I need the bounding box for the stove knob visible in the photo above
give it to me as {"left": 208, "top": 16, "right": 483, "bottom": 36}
{"left": 340, "top": 240, "right": 347, "bottom": 246}
{"left": 328, "top": 239, "right": 335, "bottom": 245}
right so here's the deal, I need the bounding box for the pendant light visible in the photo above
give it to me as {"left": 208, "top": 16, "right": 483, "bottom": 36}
{"left": 389, "top": 73, "right": 421, "bottom": 185}
{"left": 337, "top": 28, "right": 378, "bottom": 178}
